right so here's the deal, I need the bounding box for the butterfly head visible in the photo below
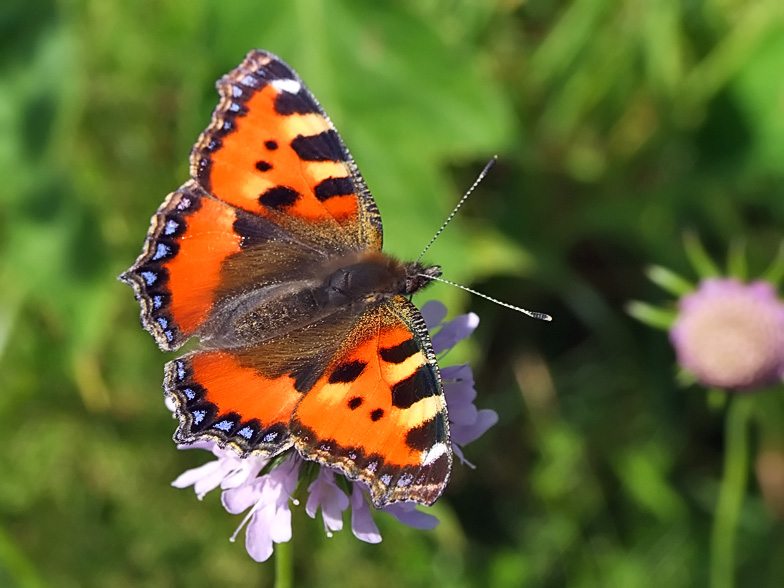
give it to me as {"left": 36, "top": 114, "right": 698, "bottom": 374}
{"left": 404, "top": 262, "right": 442, "bottom": 295}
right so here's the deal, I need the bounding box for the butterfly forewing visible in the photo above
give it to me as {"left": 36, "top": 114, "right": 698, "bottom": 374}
{"left": 120, "top": 182, "right": 243, "bottom": 350}
{"left": 191, "top": 49, "right": 382, "bottom": 251}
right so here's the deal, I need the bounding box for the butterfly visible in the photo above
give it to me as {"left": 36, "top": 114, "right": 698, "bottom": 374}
{"left": 121, "top": 50, "right": 453, "bottom": 508}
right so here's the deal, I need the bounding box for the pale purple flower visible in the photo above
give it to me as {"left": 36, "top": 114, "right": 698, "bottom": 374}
{"left": 670, "top": 278, "right": 784, "bottom": 390}
{"left": 421, "top": 299, "right": 448, "bottom": 331}
{"left": 427, "top": 304, "right": 479, "bottom": 352}
{"left": 222, "top": 454, "right": 301, "bottom": 562}
{"left": 422, "top": 300, "right": 499, "bottom": 465}
{"left": 442, "top": 363, "right": 499, "bottom": 466}
{"left": 348, "top": 484, "right": 382, "bottom": 543}
{"left": 172, "top": 442, "right": 268, "bottom": 498}
{"left": 382, "top": 501, "right": 439, "bottom": 530}
{"left": 305, "top": 468, "right": 349, "bottom": 537}
{"left": 171, "top": 300, "right": 496, "bottom": 560}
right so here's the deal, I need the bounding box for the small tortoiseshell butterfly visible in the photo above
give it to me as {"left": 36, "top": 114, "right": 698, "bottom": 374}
{"left": 121, "top": 50, "right": 461, "bottom": 508}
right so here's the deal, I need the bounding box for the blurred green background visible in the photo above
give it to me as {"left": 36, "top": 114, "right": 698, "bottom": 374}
{"left": 3, "top": 0, "right": 784, "bottom": 586}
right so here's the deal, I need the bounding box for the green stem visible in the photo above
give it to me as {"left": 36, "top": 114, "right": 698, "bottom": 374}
{"left": 0, "top": 523, "right": 46, "bottom": 588}
{"left": 274, "top": 538, "right": 293, "bottom": 588}
{"left": 710, "top": 396, "right": 754, "bottom": 588}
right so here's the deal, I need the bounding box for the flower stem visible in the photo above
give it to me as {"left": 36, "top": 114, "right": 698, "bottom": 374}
{"left": 710, "top": 396, "right": 754, "bottom": 588}
{"left": 274, "top": 538, "right": 293, "bottom": 588}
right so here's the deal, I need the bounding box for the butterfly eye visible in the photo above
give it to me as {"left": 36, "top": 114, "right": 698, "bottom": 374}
{"left": 328, "top": 267, "right": 352, "bottom": 300}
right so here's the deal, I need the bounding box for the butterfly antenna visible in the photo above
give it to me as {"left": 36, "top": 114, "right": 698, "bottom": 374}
{"left": 416, "top": 156, "right": 498, "bottom": 264}
{"left": 423, "top": 275, "right": 552, "bottom": 321}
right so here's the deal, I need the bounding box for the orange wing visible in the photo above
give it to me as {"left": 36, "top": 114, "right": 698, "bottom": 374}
{"left": 292, "top": 298, "right": 451, "bottom": 507}
{"left": 191, "top": 50, "right": 382, "bottom": 251}
{"left": 121, "top": 178, "right": 351, "bottom": 350}
{"left": 122, "top": 51, "right": 384, "bottom": 349}
{"left": 165, "top": 350, "right": 300, "bottom": 456}
{"left": 165, "top": 297, "right": 451, "bottom": 507}
{"left": 123, "top": 51, "right": 451, "bottom": 507}
{"left": 120, "top": 182, "right": 242, "bottom": 350}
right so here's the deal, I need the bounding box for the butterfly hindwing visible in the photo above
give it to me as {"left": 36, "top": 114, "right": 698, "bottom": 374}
{"left": 166, "top": 306, "right": 360, "bottom": 456}
{"left": 291, "top": 298, "right": 451, "bottom": 507}
{"left": 165, "top": 350, "right": 297, "bottom": 456}
{"left": 121, "top": 179, "right": 321, "bottom": 351}
{"left": 165, "top": 295, "right": 451, "bottom": 507}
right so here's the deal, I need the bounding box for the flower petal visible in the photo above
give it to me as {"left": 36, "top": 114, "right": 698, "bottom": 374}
{"left": 221, "top": 456, "right": 268, "bottom": 490}
{"left": 452, "top": 408, "right": 499, "bottom": 446}
{"left": 421, "top": 300, "right": 447, "bottom": 330}
{"left": 171, "top": 460, "right": 225, "bottom": 492}
{"left": 306, "top": 469, "right": 349, "bottom": 535}
{"left": 244, "top": 508, "right": 275, "bottom": 562}
{"left": 383, "top": 502, "right": 439, "bottom": 530}
{"left": 431, "top": 312, "right": 479, "bottom": 354}
{"left": 349, "top": 487, "right": 382, "bottom": 543}
{"left": 268, "top": 502, "right": 293, "bottom": 543}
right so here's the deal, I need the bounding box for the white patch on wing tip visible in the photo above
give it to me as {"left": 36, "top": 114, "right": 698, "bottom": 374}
{"left": 421, "top": 442, "right": 450, "bottom": 466}
{"left": 271, "top": 78, "right": 301, "bottom": 94}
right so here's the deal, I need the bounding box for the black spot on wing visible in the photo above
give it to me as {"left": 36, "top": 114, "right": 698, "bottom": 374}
{"left": 195, "top": 158, "right": 212, "bottom": 191}
{"left": 329, "top": 360, "right": 367, "bottom": 384}
{"left": 292, "top": 421, "right": 316, "bottom": 444}
{"left": 348, "top": 397, "right": 363, "bottom": 410}
{"left": 391, "top": 365, "right": 438, "bottom": 409}
{"left": 135, "top": 264, "right": 170, "bottom": 290}
{"left": 255, "top": 160, "right": 272, "bottom": 172}
{"left": 264, "top": 59, "right": 297, "bottom": 81}
{"left": 274, "top": 89, "right": 320, "bottom": 115}
{"left": 414, "top": 452, "right": 450, "bottom": 490}
{"left": 265, "top": 140, "right": 278, "bottom": 150}
{"left": 380, "top": 339, "right": 419, "bottom": 364}
{"left": 259, "top": 186, "right": 300, "bottom": 210}
{"left": 290, "top": 130, "right": 345, "bottom": 162}
{"left": 290, "top": 362, "right": 323, "bottom": 394}
{"left": 314, "top": 176, "right": 355, "bottom": 201}
{"left": 232, "top": 213, "right": 289, "bottom": 249}
{"left": 405, "top": 412, "right": 447, "bottom": 452}
{"left": 370, "top": 408, "right": 384, "bottom": 421}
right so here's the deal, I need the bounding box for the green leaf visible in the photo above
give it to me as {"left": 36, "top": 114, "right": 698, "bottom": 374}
{"left": 761, "top": 241, "right": 784, "bottom": 286}
{"left": 683, "top": 231, "right": 722, "bottom": 278}
{"left": 646, "top": 265, "right": 694, "bottom": 297}
{"left": 625, "top": 300, "right": 677, "bottom": 330}
{"left": 722, "top": 15, "right": 784, "bottom": 175}
{"left": 726, "top": 238, "right": 747, "bottom": 280}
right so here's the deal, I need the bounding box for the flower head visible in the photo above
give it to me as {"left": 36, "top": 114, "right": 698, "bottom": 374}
{"left": 628, "top": 235, "right": 784, "bottom": 392}
{"left": 171, "top": 300, "right": 495, "bottom": 561}
{"left": 670, "top": 278, "right": 784, "bottom": 390}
